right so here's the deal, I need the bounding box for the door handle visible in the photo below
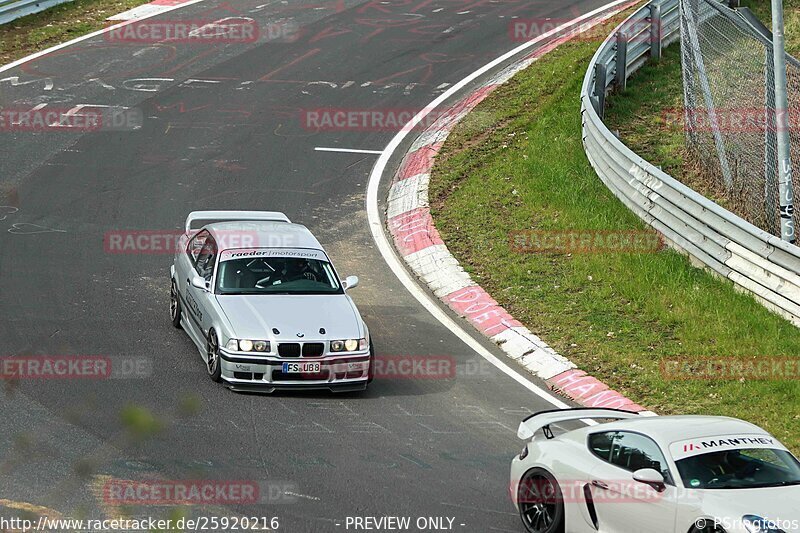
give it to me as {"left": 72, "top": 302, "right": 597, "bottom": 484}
{"left": 591, "top": 480, "right": 609, "bottom": 490}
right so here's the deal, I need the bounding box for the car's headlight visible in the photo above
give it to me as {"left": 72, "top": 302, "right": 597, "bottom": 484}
{"left": 226, "top": 339, "right": 270, "bottom": 352}
{"left": 743, "top": 516, "right": 785, "bottom": 533}
{"left": 331, "top": 338, "right": 367, "bottom": 352}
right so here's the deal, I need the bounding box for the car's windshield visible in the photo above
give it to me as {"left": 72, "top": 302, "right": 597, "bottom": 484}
{"left": 676, "top": 448, "right": 800, "bottom": 489}
{"left": 216, "top": 249, "right": 342, "bottom": 295}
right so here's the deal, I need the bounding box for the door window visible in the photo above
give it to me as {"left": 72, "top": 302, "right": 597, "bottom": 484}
{"left": 194, "top": 234, "right": 217, "bottom": 281}
{"left": 589, "top": 431, "right": 674, "bottom": 484}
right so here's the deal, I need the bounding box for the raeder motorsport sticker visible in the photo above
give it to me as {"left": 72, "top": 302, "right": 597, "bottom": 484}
{"left": 220, "top": 248, "right": 324, "bottom": 261}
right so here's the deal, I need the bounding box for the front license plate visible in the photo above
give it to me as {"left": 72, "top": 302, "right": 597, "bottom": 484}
{"left": 282, "top": 362, "right": 321, "bottom": 374}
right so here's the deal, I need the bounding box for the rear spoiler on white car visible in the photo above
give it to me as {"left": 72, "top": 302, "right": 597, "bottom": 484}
{"left": 185, "top": 211, "right": 291, "bottom": 232}
{"left": 517, "top": 408, "right": 640, "bottom": 440}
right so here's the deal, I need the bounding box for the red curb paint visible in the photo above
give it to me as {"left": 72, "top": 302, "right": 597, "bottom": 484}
{"left": 387, "top": 0, "right": 651, "bottom": 415}
{"left": 396, "top": 143, "right": 443, "bottom": 180}
{"left": 388, "top": 208, "right": 444, "bottom": 256}
{"left": 548, "top": 370, "right": 645, "bottom": 412}
{"left": 443, "top": 286, "right": 522, "bottom": 336}
{"left": 450, "top": 84, "right": 498, "bottom": 115}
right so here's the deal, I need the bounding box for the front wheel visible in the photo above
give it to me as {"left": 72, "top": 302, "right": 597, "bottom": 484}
{"left": 367, "top": 340, "right": 375, "bottom": 383}
{"left": 170, "top": 280, "right": 182, "bottom": 329}
{"left": 206, "top": 330, "right": 222, "bottom": 383}
{"left": 517, "top": 468, "right": 564, "bottom": 533}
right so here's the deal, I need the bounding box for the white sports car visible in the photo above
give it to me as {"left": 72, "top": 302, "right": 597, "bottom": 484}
{"left": 509, "top": 408, "right": 800, "bottom": 533}
{"left": 170, "top": 210, "right": 373, "bottom": 392}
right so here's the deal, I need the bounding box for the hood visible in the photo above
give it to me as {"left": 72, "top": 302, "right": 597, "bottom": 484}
{"left": 697, "top": 485, "right": 800, "bottom": 523}
{"left": 215, "top": 294, "right": 362, "bottom": 341}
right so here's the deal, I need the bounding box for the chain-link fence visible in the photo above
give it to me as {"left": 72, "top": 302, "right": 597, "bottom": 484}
{"left": 680, "top": 0, "right": 799, "bottom": 236}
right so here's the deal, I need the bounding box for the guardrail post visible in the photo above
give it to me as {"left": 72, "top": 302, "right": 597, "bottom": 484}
{"left": 595, "top": 63, "right": 608, "bottom": 119}
{"left": 650, "top": 2, "right": 663, "bottom": 61}
{"left": 616, "top": 31, "right": 629, "bottom": 91}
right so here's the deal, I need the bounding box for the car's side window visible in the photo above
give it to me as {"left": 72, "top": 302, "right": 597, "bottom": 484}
{"left": 609, "top": 432, "right": 673, "bottom": 484}
{"left": 187, "top": 230, "right": 209, "bottom": 264}
{"left": 589, "top": 431, "right": 674, "bottom": 485}
{"left": 194, "top": 236, "right": 218, "bottom": 281}
{"left": 589, "top": 431, "right": 616, "bottom": 462}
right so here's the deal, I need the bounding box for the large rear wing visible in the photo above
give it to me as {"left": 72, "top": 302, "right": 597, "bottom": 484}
{"left": 185, "top": 211, "right": 291, "bottom": 232}
{"left": 517, "top": 408, "right": 640, "bottom": 440}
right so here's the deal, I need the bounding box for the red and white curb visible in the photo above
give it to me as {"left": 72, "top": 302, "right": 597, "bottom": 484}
{"left": 385, "top": 3, "right": 654, "bottom": 415}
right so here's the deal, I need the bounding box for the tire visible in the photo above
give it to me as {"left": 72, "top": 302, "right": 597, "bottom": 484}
{"left": 206, "top": 329, "right": 222, "bottom": 383}
{"left": 367, "top": 340, "right": 375, "bottom": 383}
{"left": 690, "top": 521, "right": 727, "bottom": 533}
{"left": 170, "top": 280, "right": 182, "bottom": 329}
{"left": 517, "top": 468, "right": 564, "bottom": 533}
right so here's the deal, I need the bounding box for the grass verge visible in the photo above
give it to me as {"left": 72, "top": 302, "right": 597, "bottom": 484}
{"left": 428, "top": 9, "right": 800, "bottom": 451}
{"left": 0, "top": 0, "right": 152, "bottom": 65}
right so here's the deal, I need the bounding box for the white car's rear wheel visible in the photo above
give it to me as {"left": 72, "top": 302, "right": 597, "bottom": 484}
{"left": 517, "top": 468, "right": 564, "bottom": 533}
{"left": 206, "top": 330, "right": 222, "bottom": 382}
{"left": 691, "top": 521, "right": 727, "bottom": 533}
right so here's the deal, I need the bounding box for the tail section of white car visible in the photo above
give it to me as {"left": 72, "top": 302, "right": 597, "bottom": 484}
{"left": 518, "top": 408, "right": 641, "bottom": 439}
{"left": 184, "top": 211, "right": 291, "bottom": 232}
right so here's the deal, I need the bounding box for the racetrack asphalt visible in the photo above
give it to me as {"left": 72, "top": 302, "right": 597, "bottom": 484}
{"left": 0, "top": 0, "right": 614, "bottom": 530}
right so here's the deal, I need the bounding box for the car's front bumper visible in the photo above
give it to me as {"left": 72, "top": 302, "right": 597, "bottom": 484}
{"left": 219, "top": 350, "right": 371, "bottom": 393}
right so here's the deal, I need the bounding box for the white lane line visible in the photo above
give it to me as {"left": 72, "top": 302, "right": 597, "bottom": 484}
{"left": 365, "top": 0, "right": 633, "bottom": 410}
{"left": 0, "top": 0, "right": 209, "bottom": 74}
{"left": 315, "top": 147, "right": 384, "bottom": 155}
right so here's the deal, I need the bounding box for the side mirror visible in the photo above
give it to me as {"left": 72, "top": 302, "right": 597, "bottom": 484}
{"left": 632, "top": 468, "right": 666, "bottom": 492}
{"left": 343, "top": 275, "right": 359, "bottom": 290}
{"left": 191, "top": 275, "right": 209, "bottom": 291}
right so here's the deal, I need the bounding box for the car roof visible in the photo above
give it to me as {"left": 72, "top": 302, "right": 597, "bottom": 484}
{"left": 203, "top": 221, "right": 324, "bottom": 252}
{"left": 583, "top": 415, "right": 769, "bottom": 446}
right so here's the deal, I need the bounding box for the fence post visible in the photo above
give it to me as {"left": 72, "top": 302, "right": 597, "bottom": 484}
{"left": 616, "top": 30, "right": 629, "bottom": 91}
{"left": 595, "top": 63, "right": 608, "bottom": 119}
{"left": 650, "top": 2, "right": 663, "bottom": 60}
{"left": 765, "top": 48, "right": 780, "bottom": 233}
{"left": 771, "top": 0, "right": 796, "bottom": 243}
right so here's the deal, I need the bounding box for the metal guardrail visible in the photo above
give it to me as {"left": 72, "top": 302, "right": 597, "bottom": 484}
{"left": 581, "top": 0, "right": 800, "bottom": 326}
{"left": 0, "top": 0, "right": 74, "bottom": 25}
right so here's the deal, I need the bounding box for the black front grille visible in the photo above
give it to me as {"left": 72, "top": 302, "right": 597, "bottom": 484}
{"left": 278, "top": 343, "right": 301, "bottom": 357}
{"left": 278, "top": 342, "right": 325, "bottom": 357}
{"left": 302, "top": 343, "right": 325, "bottom": 357}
